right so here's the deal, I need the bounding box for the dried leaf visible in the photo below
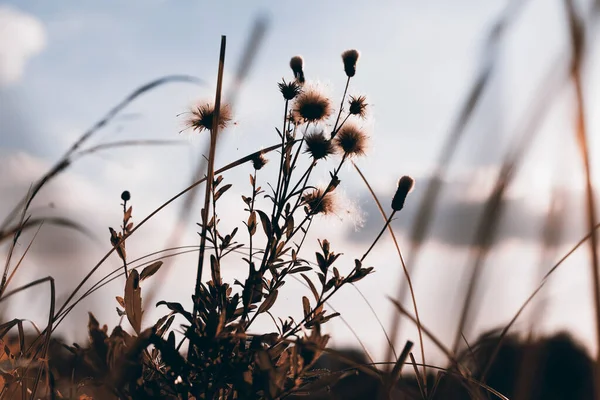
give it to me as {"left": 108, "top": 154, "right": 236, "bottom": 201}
{"left": 116, "top": 296, "right": 125, "bottom": 308}
{"left": 124, "top": 206, "right": 132, "bottom": 222}
{"left": 300, "top": 273, "right": 319, "bottom": 302}
{"left": 247, "top": 212, "right": 257, "bottom": 236}
{"left": 302, "top": 296, "right": 310, "bottom": 319}
{"left": 124, "top": 269, "right": 143, "bottom": 334}
{"left": 214, "top": 183, "right": 232, "bottom": 202}
{"left": 156, "top": 301, "right": 193, "bottom": 323}
{"left": 258, "top": 290, "right": 278, "bottom": 314}
{"left": 140, "top": 261, "right": 163, "bottom": 281}
{"left": 256, "top": 210, "right": 272, "bottom": 238}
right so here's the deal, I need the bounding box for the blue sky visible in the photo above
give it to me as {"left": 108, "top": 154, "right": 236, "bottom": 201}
{"left": 1, "top": 0, "right": 600, "bottom": 364}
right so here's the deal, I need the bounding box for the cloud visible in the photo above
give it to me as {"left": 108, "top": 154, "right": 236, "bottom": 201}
{"left": 0, "top": 5, "right": 46, "bottom": 86}
{"left": 345, "top": 171, "right": 583, "bottom": 248}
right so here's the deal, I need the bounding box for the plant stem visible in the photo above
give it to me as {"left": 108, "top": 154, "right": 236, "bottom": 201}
{"left": 360, "top": 211, "right": 396, "bottom": 263}
{"left": 331, "top": 76, "right": 351, "bottom": 138}
{"left": 193, "top": 35, "right": 226, "bottom": 322}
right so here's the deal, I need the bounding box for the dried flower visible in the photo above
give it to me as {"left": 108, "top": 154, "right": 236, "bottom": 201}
{"left": 121, "top": 190, "right": 131, "bottom": 202}
{"left": 293, "top": 88, "right": 333, "bottom": 123}
{"left": 302, "top": 188, "right": 335, "bottom": 215}
{"left": 304, "top": 129, "right": 335, "bottom": 160}
{"left": 186, "top": 102, "right": 232, "bottom": 134}
{"left": 348, "top": 95, "right": 367, "bottom": 118}
{"left": 334, "top": 123, "right": 368, "bottom": 157}
{"left": 278, "top": 79, "right": 302, "bottom": 101}
{"left": 290, "top": 55, "right": 305, "bottom": 83}
{"left": 391, "top": 176, "right": 415, "bottom": 211}
{"left": 341, "top": 49, "right": 360, "bottom": 77}
{"left": 251, "top": 152, "right": 268, "bottom": 170}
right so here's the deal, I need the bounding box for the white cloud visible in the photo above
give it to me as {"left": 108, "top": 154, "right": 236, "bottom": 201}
{"left": 0, "top": 5, "right": 46, "bottom": 86}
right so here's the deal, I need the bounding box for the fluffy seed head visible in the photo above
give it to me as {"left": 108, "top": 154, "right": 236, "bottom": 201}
{"left": 251, "top": 152, "right": 268, "bottom": 170}
{"left": 334, "top": 123, "right": 368, "bottom": 157}
{"left": 341, "top": 49, "right": 360, "bottom": 77}
{"left": 278, "top": 79, "right": 302, "bottom": 100}
{"left": 391, "top": 176, "right": 415, "bottom": 211}
{"left": 302, "top": 188, "right": 336, "bottom": 215}
{"left": 304, "top": 129, "right": 335, "bottom": 160}
{"left": 186, "top": 102, "right": 232, "bottom": 134}
{"left": 348, "top": 95, "right": 367, "bottom": 118}
{"left": 293, "top": 88, "right": 333, "bottom": 123}
{"left": 289, "top": 55, "right": 305, "bottom": 83}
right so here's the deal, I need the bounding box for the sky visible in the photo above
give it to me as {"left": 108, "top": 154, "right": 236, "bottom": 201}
{"left": 1, "top": 0, "right": 600, "bottom": 366}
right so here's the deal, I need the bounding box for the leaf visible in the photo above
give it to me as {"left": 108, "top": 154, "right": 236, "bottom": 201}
{"left": 124, "top": 269, "right": 143, "bottom": 334}
{"left": 284, "top": 215, "right": 294, "bottom": 239}
{"left": 300, "top": 273, "right": 319, "bottom": 302}
{"left": 247, "top": 212, "right": 257, "bottom": 236}
{"left": 258, "top": 290, "right": 278, "bottom": 314}
{"left": 320, "top": 312, "right": 340, "bottom": 324}
{"left": 256, "top": 210, "right": 272, "bottom": 238}
{"left": 289, "top": 266, "right": 312, "bottom": 274}
{"left": 124, "top": 206, "right": 132, "bottom": 222}
{"left": 156, "top": 301, "right": 193, "bottom": 323}
{"left": 156, "top": 315, "right": 175, "bottom": 338}
{"left": 140, "top": 261, "right": 163, "bottom": 281}
{"left": 302, "top": 296, "right": 310, "bottom": 319}
{"left": 214, "top": 183, "right": 232, "bottom": 202}
{"left": 115, "top": 296, "right": 125, "bottom": 308}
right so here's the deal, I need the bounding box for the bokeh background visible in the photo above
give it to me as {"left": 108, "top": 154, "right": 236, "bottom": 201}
{"left": 1, "top": 0, "right": 599, "bottom": 367}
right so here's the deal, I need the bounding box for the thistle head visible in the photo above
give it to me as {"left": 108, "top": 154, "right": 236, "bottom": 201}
{"left": 251, "top": 152, "right": 268, "bottom": 170}
{"left": 293, "top": 88, "right": 333, "bottom": 123}
{"left": 304, "top": 129, "right": 335, "bottom": 160}
{"left": 341, "top": 49, "right": 360, "bottom": 78}
{"left": 278, "top": 79, "right": 302, "bottom": 101}
{"left": 186, "top": 102, "right": 232, "bottom": 134}
{"left": 290, "top": 55, "right": 305, "bottom": 84}
{"left": 302, "top": 188, "right": 336, "bottom": 215}
{"left": 334, "top": 123, "right": 368, "bottom": 158}
{"left": 348, "top": 95, "right": 367, "bottom": 118}
{"left": 391, "top": 176, "right": 415, "bottom": 211}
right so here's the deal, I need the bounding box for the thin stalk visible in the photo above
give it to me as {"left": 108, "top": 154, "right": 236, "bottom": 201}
{"left": 564, "top": 2, "right": 600, "bottom": 396}
{"left": 331, "top": 76, "right": 351, "bottom": 138}
{"left": 194, "top": 36, "right": 227, "bottom": 323}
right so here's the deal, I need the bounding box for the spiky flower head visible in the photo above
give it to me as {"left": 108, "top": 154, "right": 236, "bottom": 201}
{"left": 278, "top": 79, "right": 302, "bottom": 101}
{"left": 293, "top": 88, "right": 333, "bottom": 123}
{"left": 391, "top": 176, "right": 415, "bottom": 211}
{"left": 341, "top": 49, "right": 360, "bottom": 77}
{"left": 251, "top": 152, "right": 268, "bottom": 170}
{"left": 304, "top": 129, "right": 335, "bottom": 160}
{"left": 302, "top": 188, "right": 335, "bottom": 215}
{"left": 290, "top": 55, "right": 305, "bottom": 83}
{"left": 186, "top": 102, "right": 232, "bottom": 134}
{"left": 334, "top": 123, "right": 368, "bottom": 158}
{"left": 348, "top": 95, "right": 367, "bottom": 118}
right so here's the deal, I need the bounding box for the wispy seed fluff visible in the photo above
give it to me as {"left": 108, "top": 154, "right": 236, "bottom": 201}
{"left": 302, "top": 188, "right": 336, "bottom": 215}
{"left": 290, "top": 55, "right": 305, "bottom": 84}
{"left": 334, "top": 123, "right": 368, "bottom": 158}
{"left": 293, "top": 88, "right": 333, "bottom": 123}
{"left": 251, "top": 152, "right": 268, "bottom": 170}
{"left": 186, "top": 102, "right": 232, "bottom": 134}
{"left": 348, "top": 95, "right": 368, "bottom": 118}
{"left": 304, "top": 129, "right": 335, "bottom": 160}
{"left": 278, "top": 79, "right": 302, "bottom": 101}
{"left": 391, "top": 176, "right": 415, "bottom": 211}
{"left": 341, "top": 49, "right": 360, "bottom": 77}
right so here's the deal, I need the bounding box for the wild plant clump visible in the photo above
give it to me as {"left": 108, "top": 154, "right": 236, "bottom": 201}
{"left": 59, "top": 48, "right": 414, "bottom": 399}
